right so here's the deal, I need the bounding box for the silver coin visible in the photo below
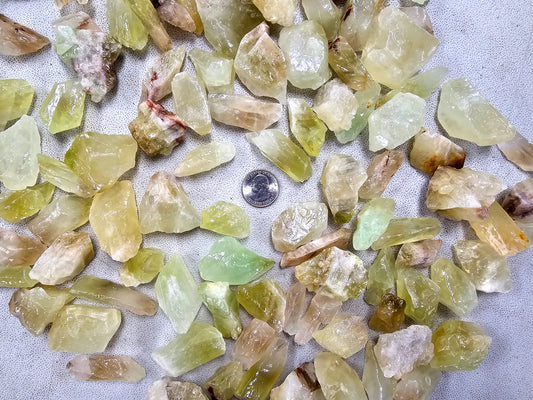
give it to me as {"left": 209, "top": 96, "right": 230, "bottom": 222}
{"left": 242, "top": 170, "right": 279, "bottom": 208}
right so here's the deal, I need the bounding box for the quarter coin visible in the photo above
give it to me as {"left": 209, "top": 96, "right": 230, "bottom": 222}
{"left": 242, "top": 170, "right": 279, "bottom": 208}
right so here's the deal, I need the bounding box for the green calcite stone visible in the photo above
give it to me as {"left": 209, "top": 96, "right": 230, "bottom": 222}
{"left": 39, "top": 80, "right": 86, "bottom": 134}
{"left": 431, "top": 320, "right": 491, "bottom": 371}
{"left": 364, "top": 248, "right": 395, "bottom": 306}
{"left": 155, "top": 254, "right": 202, "bottom": 333}
{"left": 312, "top": 315, "right": 368, "bottom": 358}
{"left": 205, "top": 361, "right": 244, "bottom": 400}
{"left": 397, "top": 66, "right": 449, "bottom": 99}
{"left": 0, "top": 182, "right": 55, "bottom": 223}
{"left": 200, "top": 201, "right": 250, "bottom": 239}
{"left": 199, "top": 237, "right": 274, "bottom": 284}
{"left": 174, "top": 142, "right": 235, "bottom": 177}
{"left": 393, "top": 365, "right": 441, "bottom": 400}
{"left": 438, "top": 78, "right": 516, "bottom": 146}
{"left": 313, "top": 78, "right": 358, "bottom": 133}
{"left": 119, "top": 248, "right": 165, "bottom": 287}
{"left": 90, "top": 181, "right": 141, "bottom": 262}
{"left": 247, "top": 130, "right": 312, "bottom": 182}
{"left": 189, "top": 48, "right": 235, "bottom": 93}
{"left": 37, "top": 155, "right": 96, "bottom": 198}
{"left": 151, "top": 322, "right": 226, "bottom": 376}
{"left": 397, "top": 268, "right": 440, "bottom": 327}
{"left": 141, "top": 46, "right": 187, "bottom": 102}
{"left": 302, "top": 0, "right": 341, "bottom": 41}
{"left": 64, "top": 131, "right": 137, "bottom": 191}
{"left": 237, "top": 279, "right": 286, "bottom": 332}
{"left": 430, "top": 258, "right": 478, "bottom": 317}
{"left": 198, "top": 281, "right": 242, "bottom": 339}
{"left": 172, "top": 72, "right": 211, "bottom": 135}
{"left": 252, "top": 0, "right": 297, "bottom": 26}
{"left": 279, "top": 21, "right": 331, "bottom": 90}
{"left": 371, "top": 218, "right": 441, "bottom": 250}
{"left": 287, "top": 98, "right": 327, "bottom": 157}
{"left": 125, "top": 0, "right": 171, "bottom": 51}
{"left": 107, "top": 0, "right": 148, "bottom": 50}
{"left": 338, "top": 0, "right": 381, "bottom": 52}
{"left": 353, "top": 198, "right": 395, "bottom": 251}
{"left": 362, "top": 341, "right": 395, "bottom": 400}
{"left": 48, "top": 305, "right": 121, "bottom": 353}
{"left": 0, "top": 79, "right": 34, "bottom": 130}
{"left": 0, "top": 267, "right": 38, "bottom": 288}
{"left": 315, "top": 352, "right": 367, "bottom": 400}
{"left": 328, "top": 36, "right": 373, "bottom": 91}
{"left": 0, "top": 229, "right": 46, "bottom": 267}
{"left": 9, "top": 286, "right": 73, "bottom": 336}
{"left": 0, "top": 115, "right": 40, "bottom": 191}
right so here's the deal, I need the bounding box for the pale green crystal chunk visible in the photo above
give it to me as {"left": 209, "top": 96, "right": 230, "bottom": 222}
{"left": 0, "top": 182, "right": 55, "bottom": 223}
{"left": 155, "top": 254, "right": 202, "bottom": 333}
{"left": 142, "top": 47, "right": 187, "bottom": 102}
{"left": 107, "top": 0, "right": 148, "bottom": 50}
{"left": 302, "top": 0, "right": 341, "bottom": 41}
{"left": 397, "top": 268, "right": 440, "bottom": 327}
{"left": 198, "top": 281, "right": 242, "bottom": 339}
{"left": 237, "top": 278, "right": 286, "bottom": 332}
{"left": 0, "top": 229, "right": 46, "bottom": 267}
{"left": 431, "top": 320, "right": 491, "bottom": 371}
{"left": 119, "top": 248, "right": 164, "bottom": 287}
{"left": 339, "top": 0, "right": 382, "bottom": 52}
{"left": 313, "top": 315, "right": 368, "bottom": 358}
{"left": 39, "top": 80, "right": 86, "bottom": 134}
{"left": 328, "top": 36, "right": 373, "bottom": 91}
{"left": 151, "top": 322, "right": 226, "bottom": 376}
{"left": 252, "top": 0, "right": 297, "bottom": 26}
{"left": 37, "top": 155, "right": 96, "bottom": 198}
{"left": 313, "top": 79, "right": 358, "bottom": 133}
{"left": 189, "top": 48, "right": 235, "bottom": 94}
{"left": 0, "top": 115, "right": 40, "bottom": 191}
{"left": 0, "top": 79, "right": 34, "bottom": 130}
{"left": 174, "top": 142, "right": 235, "bottom": 177}
{"left": 315, "top": 352, "right": 367, "bottom": 400}
{"left": 362, "top": 341, "right": 395, "bottom": 400}
{"left": 90, "top": 181, "right": 141, "bottom": 262}
{"left": 247, "top": 130, "right": 312, "bottom": 182}
{"left": 200, "top": 201, "right": 250, "bottom": 239}
{"left": 369, "top": 92, "right": 426, "bottom": 152}
{"left": 172, "top": 72, "right": 211, "bottom": 135}
{"left": 149, "top": 378, "right": 210, "bottom": 399}
{"left": 397, "top": 66, "right": 449, "bottom": 99}
{"left": 353, "top": 198, "right": 395, "bottom": 251}
{"left": 371, "top": 218, "right": 441, "bottom": 250}
{"left": 0, "top": 267, "right": 38, "bottom": 288}
{"left": 364, "top": 248, "right": 395, "bottom": 306}
{"left": 9, "top": 286, "right": 73, "bottom": 336}
{"left": 393, "top": 365, "right": 442, "bottom": 400}
{"left": 438, "top": 78, "right": 516, "bottom": 146}
{"left": 287, "top": 98, "right": 327, "bottom": 157}
{"left": 64, "top": 131, "right": 137, "bottom": 191}
{"left": 233, "top": 319, "right": 277, "bottom": 369}
{"left": 279, "top": 21, "right": 331, "bottom": 89}
{"left": 126, "top": 0, "right": 172, "bottom": 51}
{"left": 205, "top": 361, "right": 244, "bottom": 400}
{"left": 67, "top": 355, "right": 146, "bottom": 382}
{"left": 48, "top": 305, "right": 121, "bottom": 353}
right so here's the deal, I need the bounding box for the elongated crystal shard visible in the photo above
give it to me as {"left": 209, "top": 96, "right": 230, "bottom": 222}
{"left": 501, "top": 178, "right": 533, "bottom": 221}
{"left": 232, "top": 319, "right": 277, "bottom": 369}
{"left": 39, "top": 80, "right": 86, "bottom": 134}
{"left": 339, "top": 0, "right": 383, "bottom": 52}
{"left": 0, "top": 182, "right": 55, "bottom": 223}
{"left": 175, "top": 143, "right": 235, "bottom": 177}
{"left": 314, "top": 79, "right": 358, "bottom": 133}
{"left": 283, "top": 282, "right": 307, "bottom": 335}
{"left": 0, "top": 267, "right": 38, "bottom": 288}
{"left": 205, "top": 361, "right": 244, "bottom": 400}
{"left": 397, "top": 268, "right": 440, "bottom": 327}
{"left": 142, "top": 47, "right": 186, "bottom": 102}
{"left": 119, "top": 248, "right": 165, "bottom": 287}
{"left": 0, "top": 229, "right": 46, "bottom": 267}
{"left": 369, "top": 293, "right": 406, "bottom": 333}
{"left": 107, "top": 0, "right": 148, "bottom": 50}
{"left": 497, "top": 132, "right": 533, "bottom": 172}
{"left": 364, "top": 248, "right": 395, "bottom": 306}
{"left": 189, "top": 48, "right": 234, "bottom": 93}
{"left": 155, "top": 0, "right": 196, "bottom": 33}
{"left": 67, "top": 355, "right": 146, "bottom": 382}
{"left": 0, "top": 79, "right": 34, "bottom": 130}
{"left": 287, "top": 98, "right": 327, "bottom": 157}
{"left": 200, "top": 201, "right": 250, "bottom": 239}
{"left": 359, "top": 150, "right": 404, "bottom": 199}
{"left": 395, "top": 239, "right": 442, "bottom": 269}
{"left": 315, "top": 352, "right": 367, "bottom": 400}
{"left": 313, "top": 315, "right": 368, "bottom": 358}
{"left": 125, "top": 0, "right": 171, "bottom": 51}
{"left": 37, "top": 155, "right": 96, "bottom": 198}
{"left": 0, "top": 14, "right": 49, "bottom": 56}
{"left": 172, "top": 72, "right": 211, "bottom": 135}
{"left": 252, "top": 0, "right": 297, "bottom": 26}
{"left": 352, "top": 198, "right": 395, "bottom": 251}
{"left": 198, "top": 281, "right": 242, "bottom": 339}
{"left": 328, "top": 36, "right": 373, "bottom": 91}
{"left": 372, "top": 218, "right": 441, "bottom": 250}
{"left": 362, "top": 341, "right": 395, "bottom": 400}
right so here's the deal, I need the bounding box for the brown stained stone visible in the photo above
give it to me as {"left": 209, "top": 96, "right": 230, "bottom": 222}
{"left": 0, "top": 229, "right": 46, "bottom": 267}
{"left": 359, "top": 150, "right": 404, "bottom": 199}
{"left": 498, "top": 132, "right": 533, "bottom": 172}
{"left": 501, "top": 178, "right": 533, "bottom": 222}
{"left": 395, "top": 239, "right": 442, "bottom": 269}
{"left": 369, "top": 293, "right": 406, "bottom": 333}
{"left": 0, "top": 14, "right": 49, "bottom": 56}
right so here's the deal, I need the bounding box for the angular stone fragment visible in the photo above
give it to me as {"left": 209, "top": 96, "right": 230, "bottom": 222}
{"left": 362, "top": 6, "right": 439, "bottom": 88}
{"left": 165, "top": 0, "right": 203, "bottom": 35}
{"left": 502, "top": 178, "right": 533, "bottom": 221}
{"left": 362, "top": 341, "right": 395, "bottom": 400}
{"left": 283, "top": 282, "right": 307, "bottom": 335}
{"left": 37, "top": 155, "right": 96, "bottom": 198}
{"left": 313, "top": 79, "right": 358, "bottom": 133}
{"left": 410, "top": 128, "right": 465, "bottom": 175}
{"left": 237, "top": 278, "right": 286, "bottom": 331}
{"left": 142, "top": 47, "right": 186, "bottom": 102}
{"left": 107, "top": 0, "right": 148, "bottom": 50}
{"left": 0, "top": 79, "right": 34, "bottom": 130}
{"left": 328, "top": 36, "right": 373, "bottom": 91}
{"left": 48, "top": 305, "right": 121, "bottom": 353}
{"left": 175, "top": 142, "right": 235, "bottom": 177}
{"left": 129, "top": 100, "right": 186, "bottom": 157}
{"left": 396, "top": 239, "right": 442, "bottom": 269}
{"left": 232, "top": 319, "right": 277, "bottom": 369}
{"left": 271, "top": 362, "right": 322, "bottom": 400}
{"left": 431, "top": 320, "right": 491, "bottom": 371}
{"left": 172, "top": 72, "right": 211, "bottom": 135}
{"left": 302, "top": 0, "right": 341, "bottom": 41}
{"left": 252, "top": 0, "right": 297, "bottom": 26}
{"left": 149, "top": 378, "right": 210, "bottom": 400}
{"left": 0, "top": 115, "right": 40, "bottom": 191}
{"left": 154, "top": 0, "right": 196, "bottom": 33}
{"left": 9, "top": 286, "right": 73, "bottom": 336}
{"left": 0, "top": 267, "right": 38, "bottom": 288}
{"left": 199, "top": 236, "right": 274, "bottom": 284}
{"left": 125, "top": 0, "right": 171, "bottom": 51}
{"left": 314, "top": 352, "right": 367, "bottom": 400}
{"left": 352, "top": 198, "right": 395, "bottom": 251}
{"left": 279, "top": 21, "right": 331, "bottom": 89}
{"left": 359, "top": 150, "right": 404, "bottom": 199}
{"left": 400, "top": 5, "right": 434, "bottom": 32}
{"left": 339, "top": 0, "right": 383, "bottom": 52}
{"left": 372, "top": 218, "right": 442, "bottom": 250}
{"left": 0, "top": 229, "right": 46, "bottom": 268}
{"left": 287, "top": 98, "right": 327, "bottom": 157}
{"left": 90, "top": 181, "right": 141, "bottom": 262}
{"left": 119, "top": 248, "right": 165, "bottom": 287}
{"left": 396, "top": 66, "right": 448, "bottom": 99}
{"left": 0, "top": 14, "right": 49, "bottom": 56}
{"left": 39, "top": 80, "right": 86, "bottom": 134}
{"left": 200, "top": 201, "right": 250, "bottom": 238}
{"left": 393, "top": 365, "right": 441, "bottom": 400}
{"left": 397, "top": 268, "right": 440, "bottom": 327}
{"left": 497, "top": 132, "right": 533, "bottom": 172}
{"left": 369, "top": 293, "right": 406, "bottom": 334}
{"left": 364, "top": 248, "right": 395, "bottom": 306}
{"left": 313, "top": 315, "right": 368, "bottom": 358}
{"left": 68, "top": 355, "right": 145, "bottom": 383}
{"left": 155, "top": 254, "right": 202, "bottom": 333}
{"left": 205, "top": 361, "right": 244, "bottom": 400}
{"left": 151, "top": 322, "right": 226, "bottom": 376}
{"left": 198, "top": 281, "right": 242, "bottom": 339}
{"left": 189, "top": 48, "right": 234, "bottom": 94}
{"left": 0, "top": 183, "right": 54, "bottom": 223}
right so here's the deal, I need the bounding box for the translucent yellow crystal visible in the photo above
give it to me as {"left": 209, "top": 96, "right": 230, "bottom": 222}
{"left": 200, "top": 201, "right": 250, "bottom": 239}
{"left": 39, "top": 80, "right": 86, "bottom": 134}
{"left": 287, "top": 98, "right": 327, "bottom": 157}
{"left": 312, "top": 315, "right": 368, "bottom": 358}
{"left": 0, "top": 182, "right": 55, "bottom": 223}
{"left": 252, "top": 0, "right": 297, "bottom": 26}
{"left": 0, "top": 79, "right": 34, "bottom": 130}
{"left": 119, "top": 248, "right": 165, "bottom": 287}
{"left": 107, "top": 0, "right": 148, "bottom": 50}
{"left": 37, "top": 155, "right": 97, "bottom": 198}
{"left": 237, "top": 279, "right": 286, "bottom": 332}
{"left": 314, "top": 352, "right": 367, "bottom": 400}
{"left": 171, "top": 72, "right": 211, "bottom": 135}
{"left": 174, "top": 142, "right": 235, "bottom": 177}
{"left": 67, "top": 355, "right": 146, "bottom": 382}
{"left": 371, "top": 218, "right": 441, "bottom": 250}
{"left": 397, "top": 268, "right": 440, "bottom": 327}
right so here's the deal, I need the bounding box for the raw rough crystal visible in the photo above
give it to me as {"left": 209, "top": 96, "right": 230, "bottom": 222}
{"left": 369, "top": 293, "right": 406, "bottom": 333}
{"left": 0, "top": 229, "right": 46, "bottom": 267}
{"left": 237, "top": 279, "right": 286, "bottom": 332}
{"left": 279, "top": 21, "right": 331, "bottom": 90}
{"left": 125, "top": 0, "right": 171, "bottom": 51}
{"left": 497, "top": 132, "right": 533, "bottom": 172}
{"left": 198, "top": 281, "right": 242, "bottom": 339}
{"left": 39, "top": 80, "right": 86, "bottom": 134}
{"left": 283, "top": 282, "right": 307, "bottom": 335}
{"left": 119, "top": 248, "right": 165, "bottom": 287}
{"left": 313, "top": 79, "right": 358, "bottom": 132}
{"left": 372, "top": 218, "right": 441, "bottom": 250}
{"left": 189, "top": 48, "right": 234, "bottom": 94}
{"left": 151, "top": 322, "right": 225, "bottom": 376}
{"left": 247, "top": 130, "right": 312, "bottom": 182}
{"left": 271, "top": 362, "right": 322, "bottom": 400}
{"left": 393, "top": 366, "right": 441, "bottom": 400}
{"left": 302, "top": 0, "right": 341, "bottom": 41}
{"left": 174, "top": 142, "right": 235, "bottom": 177}
{"left": 142, "top": 47, "right": 186, "bottom": 102}
{"left": 0, "top": 267, "right": 38, "bottom": 288}
{"left": 368, "top": 92, "right": 426, "bottom": 152}
{"left": 454, "top": 240, "right": 512, "bottom": 293}
{"left": 361, "top": 6, "right": 439, "bottom": 88}
{"left": 328, "top": 36, "right": 373, "bottom": 91}
{"left": 252, "top": 0, "right": 297, "bottom": 26}
{"left": 149, "top": 378, "right": 210, "bottom": 400}
{"left": 313, "top": 315, "right": 368, "bottom": 358}
{"left": 339, "top": 0, "right": 383, "bottom": 52}
{"left": 232, "top": 319, "right": 277, "bottom": 369}
{"left": 209, "top": 94, "right": 281, "bottom": 131}
{"left": 374, "top": 325, "right": 434, "bottom": 379}
{"left": 431, "top": 320, "right": 491, "bottom": 371}
{"left": 0, "top": 14, "right": 49, "bottom": 56}
{"left": 364, "top": 248, "right": 395, "bottom": 306}
{"left": 169, "top": 0, "right": 203, "bottom": 34}
{"left": 29, "top": 231, "right": 94, "bottom": 285}
{"left": 502, "top": 178, "right": 533, "bottom": 221}
{"left": 37, "top": 155, "right": 96, "bottom": 198}
{"left": 0, "top": 182, "right": 54, "bottom": 223}
{"left": 154, "top": 0, "right": 196, "bottom": 33}
{"left": 155, "top": 254, "right": 202, "bottom": 333}
{"left": 172, "top": 72, "right": 211, "bottom": 135}
{"left": 362, "top": 341, "right": 395, "bottom": 400}
{"left": 9, "top": 286, "right": 73, "bottom": 336}
{"left": 0, "top": 79, "right": 34, "bottom": 130}
{"left": 107, "top": 0, "right": 148, "bottom": 50}
{"left": 396, "top": 239, "right": 442, "bottom": 269}
{"left": 359, "top": 150, "right": 404, "bottom": 199}
{"left": 287, "top": 98, "right": 327, "bottom": 157}
{"left": 271, "top": 202, "right": 328, "bottom": 252}
{"left": 430, "top": 258, "right": 478, "bottom": 317}
{"left": 314, "top": 352, "right": 367, "bottom": 400}
{"left": 205, "top": 361, "right": 244, "bottom": 400}
{"left": 397, "top": 268, "right": 440, "bottom": 327}
{"left": 90, "top": 181, "right": 141, "bottom": 262}
{"left": 48, "top": 305, "right": 121, "bottom": 353}
{"left": 67, "top": 355, "right": 145, "bottom": 382}
{"left": 0, "top": 115, "right": 40, "bottom": 191}
{"left": 234, "top": 23, "right": 287, "bottom": 101}
{"left": 139, "top": 172, "right": 201, "bottom": 234}
{"left": 199, "top": 236, "right": 274, "bottom": 284}
{"left": 352, "top": 198, "right": 395, "bottom": 251}
{"left": 401, "top": 6, "right": 433, "bottom": 33}
{"left": 200, "top": 201, "right": 250, "bottom": 238}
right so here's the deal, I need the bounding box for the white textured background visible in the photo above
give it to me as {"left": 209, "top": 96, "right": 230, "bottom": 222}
{"left": 0, "top": 0, "right": 532, "bottom": 399}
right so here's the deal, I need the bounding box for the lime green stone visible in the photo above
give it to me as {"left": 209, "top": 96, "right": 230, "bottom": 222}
{"left": 364, "top": 248, "right": 396, "bottom": 306}
{"left": 37, "top": 155, "right": 97, "bottom": 198}
{"left": 397, "top": 268, "right": 440, "bottom": 327}
{"left": 119, "top": 248, "right": 164, "bottom": 287}
{"left": 0, "top": 182, "right": 55, "bottom": 223}
{"left": 189, "top": 48, "right": 235, "bottom": 93}
{"left": 174, "top": 142, "right": 235, "bottom": 177}
{"left": 39, "top": 80, "right": 86, "bottom": 134}
{"left": 362, "top": 341, "right": 395, "bottom": 400}
{"left": 371, "top": 218, "right": 442, "bottom": 250}
{"left": 107, "top": 0, "right": 148, "bottom": 50}
{"left": 315, "top": 352, "right": 367, "bottom": 400}
{"left": 237, "top": 279, "right": 286, "bottom": 332}
{"left": 328, "top": 35, "right": 373, "bottom": 91}
{"left": 0, "top": 79, "right": 34, "bottom": 130}
{"left": 205, "top": 361, "right": 244, "bottom": 400}
{"left": 201, "top": 201, "right": 250, "bottom": 239}
{"left": 0, "top": 267, "right": 38, "bottom": 288}
{"left": 353, "top": 198, "right": 395, "bottom": 251}
{"left": 198, "top": 281, "right": 242, "bottom": 339}
{"left": 312, "top": 315, "right": 368, "bottom": 358}
{"left": 125, "top": 0, "right": 171, "bottom": 51}
{"left": 302, "top": 0, "right": 341, "bottom": 41}
{"left": 287, "top": 98, "right": 327, "bottom": 157}
{"left": 172, "top": 72, "right": 211, "bottom": 135}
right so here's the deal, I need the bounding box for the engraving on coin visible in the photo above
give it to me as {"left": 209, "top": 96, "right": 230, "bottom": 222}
{"left": 242, "top": 170, "right": 279, "bottom": 208}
